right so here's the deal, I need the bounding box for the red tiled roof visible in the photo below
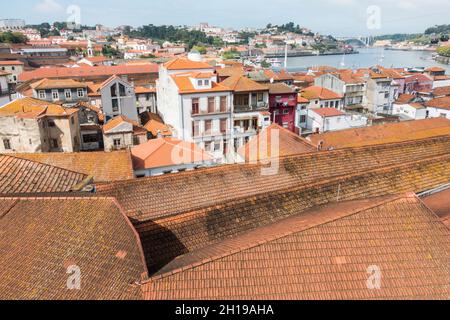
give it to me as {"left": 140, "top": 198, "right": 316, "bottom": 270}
{"left": 0, "top": 60, "right": 24, "bottom": 66}
{"left": 141, "top": 193, "right": 450, "bottom": 300}
{"left": 19, "top": 64, "right": 159, "bottom": 82}
{"left": 425, "top": 97, "right": 450, "bottom": 110}
{"left": 238, "top": 123, "right": 317, "bottom": 162}
{"left": 0, "top": 155, "right": 89, "bottom": 195}
{"left": 103, "top": 115, "right": 147, "bottom": 136}
{"left": 14, "top": 151, "right": 134, "bottom": 183}
{"left": 394, "top": 93, "right": 415, "bottom": 104}
{"left": 97, "top": 136, "right": 450, "bottom": 223}
{"left": 171, "top": 73, "right": 232, "bottom": 94}
{"left": 421, "top": 188, "right": 450, "bottom": 221}
{"left": 309, "top": 118, "right": 450, "bottom": 149}
{"left": 311, "top": 107, "right": 344, "bottom": 117}
{"left": 131, "top": 138, "right": 212, "bottom": 170}
{"left": 220, "top": 75, "right": 269, "bottom": 92}
{"left": 163, "top": 58, "right": 212, "bottom": 70}
{"left": 0, "top": 197, "right": 147, "bottom": 300}
{"left": 433, "top": 86, "right": 450, "bottom": 97}
{"left": 301, "top": 86, "right": 343, "bottom": 100}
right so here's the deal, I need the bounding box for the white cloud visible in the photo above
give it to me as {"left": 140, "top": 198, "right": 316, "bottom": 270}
{"left": 35, "top": 0, "right": 63, "bottom": 13}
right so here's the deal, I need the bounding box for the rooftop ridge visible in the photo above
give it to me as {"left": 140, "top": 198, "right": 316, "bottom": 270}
{"left": 144, "top": 193, "right": 421, "bottom": 282}
{"left": 97, "top": 135, "right": 450, "bottom": 189}
{"left": 147, "top": 152, "right": 450, "bottom": 222}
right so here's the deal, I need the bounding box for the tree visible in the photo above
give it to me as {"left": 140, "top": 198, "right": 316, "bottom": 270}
{"left": 437, "top": 46, "right": 450, "bottom": 57}
{"left": 193, "top": 45, "right": 207, "bottom": 54}
{"left": 102, "top": 45, "right": 120, "bottom": 57}
{"left": 0, "top": 32, "right": 28, "bottom": 43}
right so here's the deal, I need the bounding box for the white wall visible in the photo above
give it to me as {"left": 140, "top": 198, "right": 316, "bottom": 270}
{"left": 392, "top": 103, "right": 427, "bottom": 120}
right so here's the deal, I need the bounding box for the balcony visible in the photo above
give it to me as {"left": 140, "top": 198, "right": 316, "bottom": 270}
{"left": 234, "top": 102, "right": 269, "bottom": 113}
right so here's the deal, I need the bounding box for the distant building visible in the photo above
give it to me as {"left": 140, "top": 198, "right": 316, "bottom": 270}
{"left": 157, "top": 53, "right": 234, "bottom": 163}
{"left": 102, "top": 115, "right": 147, "bottom": 151}
{"left": 88, "top": 75, "right": 139, "bottom": 122}
{"left": 0, "top": 60, "right": 24, "bottom": 85}
{"left": 0, "top": 19, "right": 25, "bottom": 31}
{"left": 0, "top": 98, "right": 81, "bottom": 153}
{"left": 135, "top": 86, "right": 157, "bottom": 114}
{"left": 302, "top": 108, "right": 367, "bottom": 134}
{"left": 268, "top": 83, "right": 298, "bottom": 132}
{"left": 220, "top": 74, "right": 271, "bottom": 150}
{"left": 314, "top": 71, "right": 366, "bottom": 111}
{"left": 131, "top": 137, "right": 213, "bottom": 177}
{"left": 425, "top": 97, "right": 450, "bottom": 119}
{"left": 0, "top": 71, "right": 10, "bottom": 106}
{"left": 30, "top": 78, "right": 89, "bottom": 106}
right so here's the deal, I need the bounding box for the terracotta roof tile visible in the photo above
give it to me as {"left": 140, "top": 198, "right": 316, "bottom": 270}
{"left": 309, "top": 118, "right": 450, "bottom": 149}
{"left": 163, "top": 58, "right": 212, "bottom": 71}
{"left": 141, "top": 194, "right": 449, "bottom": 300}
{"left": 425, "top": 97, "right": 450, "bottom": 110}
{"left": 97, "top": 136, "right": 450, "bottom": 223}
{"left": 0, "top": 197, "right": 147, "bottom": 300}
{"left": 131, "top": 138, "right": 212, "bottom": 170}
{"left": 421, "top": 188, "right": 450, "bottom": 220}
{"left": 311, "top": 108, "right": 345, "bottom": 117}
{"left": 135, "top": 152, "right": 449, "bottom": 274}
{"left": 301, "top": 86, "right": 343, "bottom": 100}
{"left": 433, "top": 86, "right": 450, "bottom": 97}
{"left": 19, "top": 64, "right": 159, "bottom": 82}
{"left": 238, "top": 123, "right": 317, "bottom": 162}
{"left": 30, "top": 78, "right": 88, "bottom": 90}
{"left": 0, "top": 155, "right": 88, "bottom": 195}
{"left": 220, "top": 75, "right": 269, "bottom": 92}
{"left": 171, "top": 73, "right": 232, "bottom": 94}
{"left": 0, "top": 98, "right": 78, "bottom": 118}
{"left": 13, "top": 151, "right": 134, "bottom": 183}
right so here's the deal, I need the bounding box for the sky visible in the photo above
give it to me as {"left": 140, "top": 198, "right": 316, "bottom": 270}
{"left": 3, "top": 0, "right": 450, "bottom": 37}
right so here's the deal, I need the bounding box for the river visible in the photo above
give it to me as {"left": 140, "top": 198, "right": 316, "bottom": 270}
{"left": 283, "top": 47, "right": 450, "bottom": 73}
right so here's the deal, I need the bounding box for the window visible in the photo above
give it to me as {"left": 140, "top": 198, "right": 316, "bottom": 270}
{"left": 283, "top": 109, "right": 289, "bottom": 115}
{"left": 220, "top": 119, "right": 227, "bottom": 133}
{"left": 77, "top": 88, "right": 84, "bottom": 98}
{"left": 38, "top": 90, "right": 46, "bottom": 99}
{"left": 113, "top": 139, "right": 122, "bottom": 148}
{"left": 192, "top": 121, "right": 200, "bottom": 137}
{"left": 119, "top": 84, "right": 126, "bottom": 96}
{"left": 197, "top": 80, "right": 203, "bottom": 86}
{"left": 220, "top": 96, "right": 227, "bottom": 112}
{"left": 204, "top": 79, "right": 210, "bottom": 86}
{"left": 214, "top": 142, "right": 221, "bottom": 151}
{"left": 47, "top": 120, "right": 56, "bottom": 127}
{"left": 192, "top": 98, "right": 199, "bottom": 115}
{"left": 133, "top": 136, "right": 140, "bottom": 146}
{"left": 257, "top": 93, "right": 264, "bottom": 102}
{"left": 71, "top": 117, "right": 75, "bottom": 125}
{"left": 204, "top": 120, "right": 212, "bottom": 134}
{"left": 110, "top": 84, "right": 117, "bottom": 97}
{"left": 51, "top": 90, "right": 59, "bottom": 101}
{"left": 65, "top": 89, "right": 72, "bottom": 100}
{"left": 3, "top": 139, "right": 11, "bottom": 150}
{"left": 83, "top": 134, "right": 98, "bottom": 143}
{"left": 235, "top": 94, "right": 249, "bottom": 106}
{"left": 300, "top": 115, "right": 307, "bottom": 123}
{"left": 112, "top": 99, "right": 119, "bottom": 113}
{"left": 204, "top": 141, "right": 212, "bottom": 151}
{"left": 51, "top": 139, "right": 58, "bottom": 149}
{"left": 11, "top": 66, "right": 15, "bottom": 71}
{"left": 208, "top": 97, "right": 215, "bottom": 113}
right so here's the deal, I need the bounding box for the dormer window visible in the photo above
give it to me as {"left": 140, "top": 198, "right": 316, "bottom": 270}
{"left": 198, "top": 80, "right": 203, "bottom": 86}
{"left": 65, "top": 89, "right": 72, "bottom": 100}
{"left": 204, "top": 79, "right": 210, "bottom": 86}
{"left": 38, "top": 90, "right": 46, "bottom": 99}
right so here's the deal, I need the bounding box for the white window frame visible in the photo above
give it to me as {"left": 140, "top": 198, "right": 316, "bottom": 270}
{"left": 38, "top": 90, "right": 46, "bottom": 99}
{"left": 51, "top": 90, "right": 59, "bottom": 101}
{"left": 64, "top": 89, "right": 72, "bottom": 100}
{"left": 77, "top": 88, "right": 85, "bottom": 97}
